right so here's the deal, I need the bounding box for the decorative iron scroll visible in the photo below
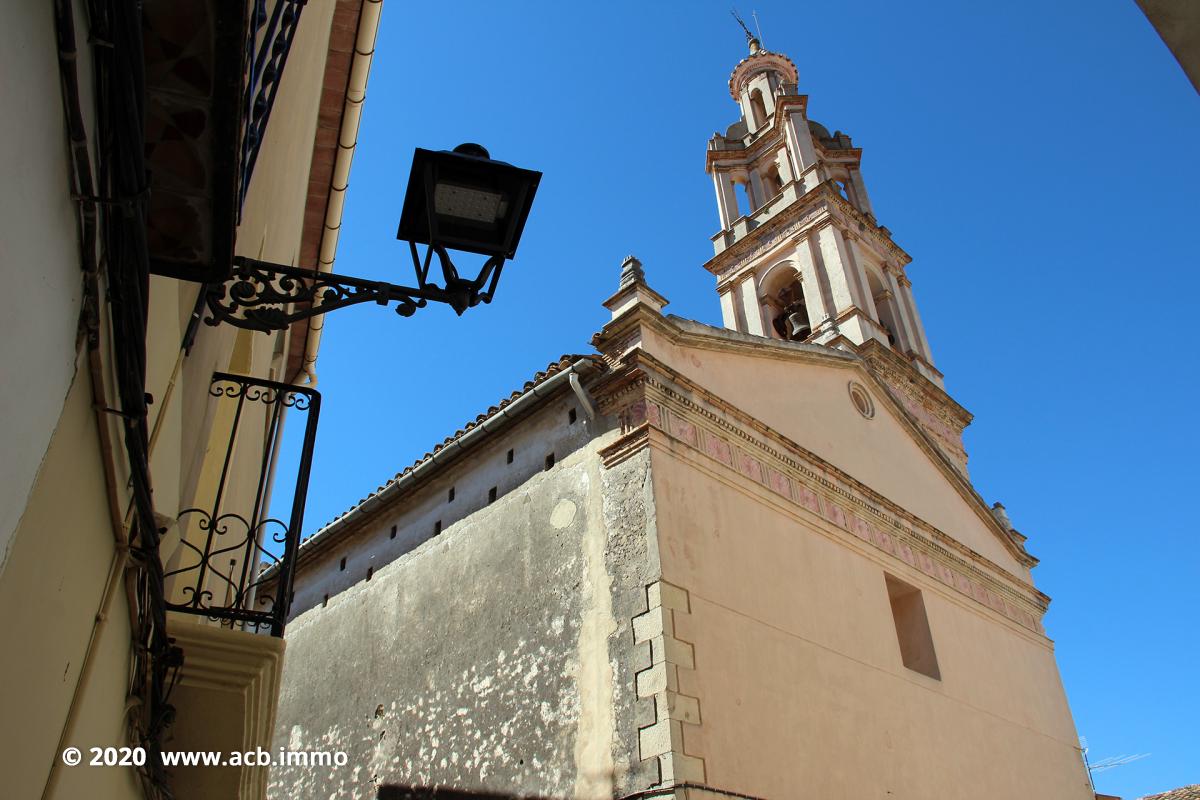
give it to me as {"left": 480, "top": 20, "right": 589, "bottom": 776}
{"left": 205, "top": 256, "right": 427, "bottom": 333}
{"left": 165, "top": 371, "right": 320, "bottom": 636}
{"left": 239, "top": 0, "right": 307, "bottom": 212}
{"left": 205, "top": 252, "right": 507, "bottom": 332}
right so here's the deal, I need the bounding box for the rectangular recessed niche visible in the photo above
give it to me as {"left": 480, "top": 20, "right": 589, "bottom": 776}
{"left": 434, "top": 520, "right": 442, "bottom": 535}
{"left": 366, "top": 567, "right": 373, "bottom": 582}
{"left": 544, "top": 453, "right": 555, "bottom": 470}
{"left": 488, "top": 487, "right": 497, "bottom": 504}
{"left": 390, "top": 525, "right": 397, "bottom": 539}
{"left": 322, "top": 594, "right": 329, "bottom": 607}
{"left": 339, "top": 557, "right": 346, "bottom": 571}
{"left": 885, "top": 573, "right": 940, "bottom": 680}
{"left": 568, "top": 408, "right": 577, "bottom": 424}
{"left": 448, "top": 486, "right": 455, "bottom": 502}
{"left": 506, "top": 449, "right": 514, "bottom": 464}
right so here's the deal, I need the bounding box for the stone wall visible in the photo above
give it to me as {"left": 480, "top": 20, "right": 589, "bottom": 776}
{"left": 269, "top": 432, "right": 661, "bottom": 799}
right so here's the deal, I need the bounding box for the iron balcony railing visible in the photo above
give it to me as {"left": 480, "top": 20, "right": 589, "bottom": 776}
{"left": 165, "top": 371, "right": 320, "bottom": 636}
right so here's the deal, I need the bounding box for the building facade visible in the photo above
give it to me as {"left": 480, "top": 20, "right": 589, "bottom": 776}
{"left": 0, "top": 1, "right": 381, "bottom": 798}
{"left": 268, "top": 38, "right": 1092, "bottom": 800}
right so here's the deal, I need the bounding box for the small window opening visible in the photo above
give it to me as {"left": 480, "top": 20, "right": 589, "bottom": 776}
{"left": 322, "top": 594, "right": 329, "bottom": 607}
{"left": 366, "top": 567, "right": 373, "bottom": 582}
{"left": 339, "top": 557, "right": 346, "bottom": 571}
{"left": 434, "top": 520, "right": 442, "bottom": 535}
{"left": 506, "top": 448, "right": 514, "bottom": 464}
{"left": 568, "top": 408, "right": 577, "bottom": 424}
{"left": 884, "top": 574, "right": 940, "bottom": 680}
{"left": 448, "top": 486, "right": 455, "bottom": 503}
{"left": 488, "top": 486, "right": 497, "bottom": 504}
{"left": 544, "top": 453, "right": 555, "bottom": 471}
{"left": 390, "top": 525, "right": 397, "bottom": 540}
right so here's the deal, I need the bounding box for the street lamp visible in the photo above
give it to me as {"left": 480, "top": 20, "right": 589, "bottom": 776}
{"left": 205, "top": 144, "right": 542, "bottom": 331}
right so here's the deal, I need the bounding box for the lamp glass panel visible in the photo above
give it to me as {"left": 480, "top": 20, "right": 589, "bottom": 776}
{"left": 434, "top": 182, "right": 509, "bottom": 224}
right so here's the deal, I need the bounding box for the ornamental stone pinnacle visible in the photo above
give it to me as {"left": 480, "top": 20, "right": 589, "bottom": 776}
{"left": 604, "top": 255, "right": 667, "bottom": 320}
{"left": 619, "top": 255, "right": 645, "bottom": 288}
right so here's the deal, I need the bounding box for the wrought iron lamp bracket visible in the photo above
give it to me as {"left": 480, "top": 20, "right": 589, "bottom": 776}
{"left": 205, "top": 249, "right": 506, "bottom": 333}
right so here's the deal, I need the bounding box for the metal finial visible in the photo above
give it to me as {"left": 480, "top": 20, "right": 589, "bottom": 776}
{"left": 731, "top": 9, "right": 760, "bottom": 53}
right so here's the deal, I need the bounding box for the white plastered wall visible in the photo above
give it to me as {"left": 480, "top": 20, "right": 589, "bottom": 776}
{"left": 0, "top": 0, "right": 92, "bottom": 575}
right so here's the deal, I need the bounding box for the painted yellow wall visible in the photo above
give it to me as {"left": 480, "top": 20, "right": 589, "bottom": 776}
{"left": 0, "top": 1, "right": 342, "bottom": 795}
{"left": 0, "top": 365, "right": 139, "bottom": 800}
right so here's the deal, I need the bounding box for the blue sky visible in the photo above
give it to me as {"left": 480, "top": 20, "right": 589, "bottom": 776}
{"left": 272, "top": 1, "right": 1199, "bottom": 796}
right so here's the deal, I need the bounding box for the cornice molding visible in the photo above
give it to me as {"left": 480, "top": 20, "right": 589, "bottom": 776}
{"left": 703, "top": 182, "right": 911, "bottom": 283}
{"left": 596, "top": 341, "right": 1037, "bottom": 570}
{"left": 597, "top": 356, "right": 1048, "bottom": 634}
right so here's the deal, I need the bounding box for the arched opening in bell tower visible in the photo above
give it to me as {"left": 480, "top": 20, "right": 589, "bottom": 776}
{"left": 760, "top": 264, "right": 813, "bottom": 342}
{"left": 749, "top": 88, "right": 768, "bottom": 130}
{"left": 734, "top": 180, "right": 753, "bottom": 219}
{"left": 762, "top": 164, "right": 782, "bottom": 200}
{"left": 866, "top": 268, "right": 901, "bottom": 348}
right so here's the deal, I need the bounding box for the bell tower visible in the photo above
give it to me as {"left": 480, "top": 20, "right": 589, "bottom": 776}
{"left": 704, "top": 36, "right": 973, "bottom": 471}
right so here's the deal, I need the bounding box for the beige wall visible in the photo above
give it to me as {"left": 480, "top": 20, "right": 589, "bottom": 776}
{"left": 649, "top": 444, "right": 1091, "bottom": 799}
{"left": 639, "top": 325, "right": 1026, "bottom": 576}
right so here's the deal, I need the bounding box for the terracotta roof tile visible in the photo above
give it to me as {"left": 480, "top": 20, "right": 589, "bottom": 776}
{"left": 303, "top": 353, "right": 604, "bottom": 542}
{"left": 1141, "top": 786, "right": 1200, "bottom": 800}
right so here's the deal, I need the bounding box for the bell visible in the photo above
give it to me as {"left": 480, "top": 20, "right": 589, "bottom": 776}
{"left": 786, "top": 311, "right": 811, "bottom": 341}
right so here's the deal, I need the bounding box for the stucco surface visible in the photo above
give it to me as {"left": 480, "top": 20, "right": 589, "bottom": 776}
{"left": 650, "top": 446, "right": 1090, "bottom": 800}
{"left": 0, "top": 0, "right": 89, "bottom": 574}
{"left": 269, "top": 443, "right": 658, "bottom": 799}
{"left": 639, "top": 325, "right": 1025, "bottom": 575}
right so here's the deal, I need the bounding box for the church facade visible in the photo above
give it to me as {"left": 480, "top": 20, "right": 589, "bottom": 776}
{"left": 267, "top": 39, "right": 1092, "bottom": 800}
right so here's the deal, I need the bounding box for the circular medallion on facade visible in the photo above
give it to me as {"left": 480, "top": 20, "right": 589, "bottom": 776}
{"left": 848, "top": 381, "right": 875, "bottom": 419}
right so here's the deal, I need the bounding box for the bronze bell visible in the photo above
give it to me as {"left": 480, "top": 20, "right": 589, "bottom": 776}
{"left": 786, "top": 310, "right": 811, "bottom": 341}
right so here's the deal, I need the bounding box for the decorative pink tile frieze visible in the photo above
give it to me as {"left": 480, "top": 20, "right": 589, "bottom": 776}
{"left": 796, "top": 484, "right": 822, "bottom": 515}
{"left": 648, "top": 397, "right": 1042, "bottom": 633}
{"left": 669, "top": 415, "right": 699, "bottom": 447}
{"left": 848, "top": 514, "right": 872, "bottom": 542}
{"left": 824, "top": 501, "right": 848, "bottom": 530}
{"left": 872, "top": 526, "right": 896, "bottom": 555}
{"left": 705, "top": 434, "right": 733, "bottom": 466}
{"left": 737, "top": 452, "right": 764, "bottom": 483}
{"left": 767, "top": 468, "right": 792, "bottom": 498}
{"left": 624, "top": 400, "right": 647, "bottom": 429}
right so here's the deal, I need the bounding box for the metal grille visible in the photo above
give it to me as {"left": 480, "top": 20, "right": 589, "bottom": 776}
{"left": 165, "top": 371, "right": 320, "bottom": 636}
{"left": 239, "top": 0, "right": 307, "bottom": 212}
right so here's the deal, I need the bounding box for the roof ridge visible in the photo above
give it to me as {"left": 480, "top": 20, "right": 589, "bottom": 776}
{"left": 302, "top": 352, "right": 603, "bottom": 543}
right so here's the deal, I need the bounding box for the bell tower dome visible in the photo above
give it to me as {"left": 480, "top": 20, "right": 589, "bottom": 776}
{"left": 704, "top": 38, "right": 973, "bottom": 472}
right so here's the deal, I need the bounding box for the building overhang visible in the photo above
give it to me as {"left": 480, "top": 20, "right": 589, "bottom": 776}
{"left": 143, "top": 0, "right": 247, "bottom": 283}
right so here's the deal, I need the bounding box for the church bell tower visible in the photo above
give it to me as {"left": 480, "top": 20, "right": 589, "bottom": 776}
{"left": 704, "top": 35, "right": 973, "bottom": 472}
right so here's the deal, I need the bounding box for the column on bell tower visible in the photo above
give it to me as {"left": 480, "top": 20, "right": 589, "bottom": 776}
{"left": 702, "top": 38, "right": 944, "bottom": 389}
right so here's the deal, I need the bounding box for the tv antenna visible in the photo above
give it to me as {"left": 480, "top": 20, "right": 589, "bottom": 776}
{"left": 1079, "top": 736, "right": 1150, "bottom": 791}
